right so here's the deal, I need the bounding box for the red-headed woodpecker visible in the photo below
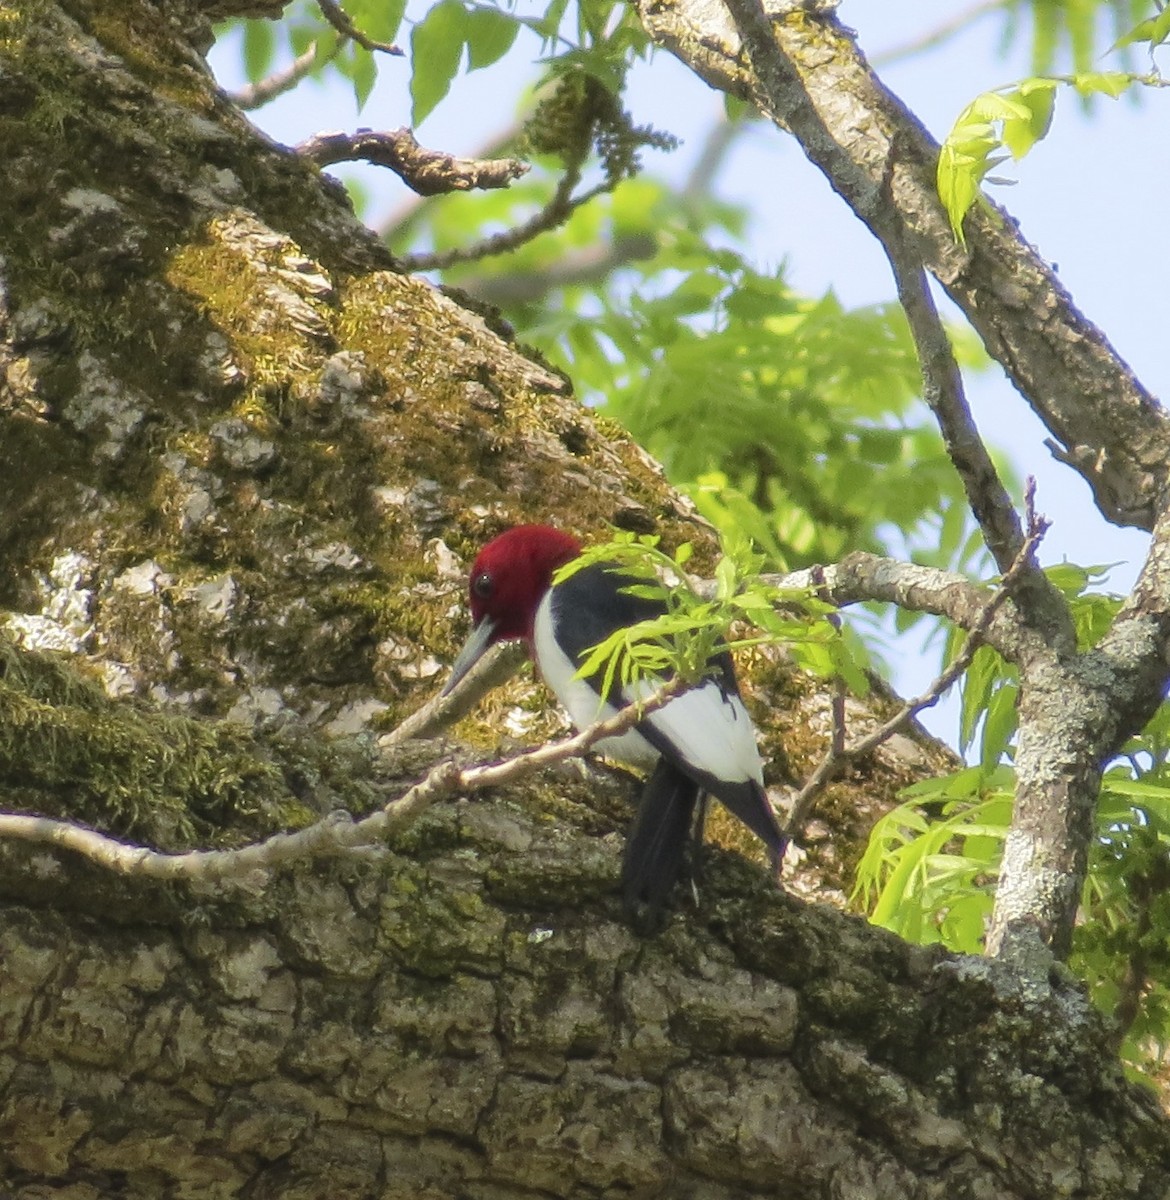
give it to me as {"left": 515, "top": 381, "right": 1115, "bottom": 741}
{"left": 444, "top": 524, "right": 786, "bottom": 925}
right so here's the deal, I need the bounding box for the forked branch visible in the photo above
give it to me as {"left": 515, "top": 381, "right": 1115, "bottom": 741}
{"left": 786, "top": 483, "right": 1050, "bottom": 837}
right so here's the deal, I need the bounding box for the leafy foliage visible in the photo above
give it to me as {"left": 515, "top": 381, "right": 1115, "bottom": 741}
{"left": 937, "top": 70, "right": 1148, "bottom": 243}
{"left": 856, "top": 562, "right": 1170, "bottom": 1070}
{"left": 554, "top": 531, "right": 867, "bottom": 702}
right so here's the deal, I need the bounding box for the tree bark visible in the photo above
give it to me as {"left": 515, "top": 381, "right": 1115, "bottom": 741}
{"left": 3, "top": 794, "right": 1169, "bottom": 1199}
{"left": 0, "top": 1, "right": 1168, "bottom": 1196}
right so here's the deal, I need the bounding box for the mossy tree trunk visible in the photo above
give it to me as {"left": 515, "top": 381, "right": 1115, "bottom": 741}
{"left": 0, "top": 1, "right": 1167, "bottom": 1197}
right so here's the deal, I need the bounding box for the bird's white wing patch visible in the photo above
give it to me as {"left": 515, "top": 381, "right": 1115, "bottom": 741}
{"left": 534, "top": 591, "right": 763, "bottom": 781}
{"left": 630, "top": 677, "right": 764, "bottom": 785}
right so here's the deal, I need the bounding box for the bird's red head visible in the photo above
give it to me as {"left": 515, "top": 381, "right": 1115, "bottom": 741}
{"left": 467, "top": 524, "right": 581, "bottom": 639}
{"left": 443, "top": 524, "right": 581, "bottom": 694}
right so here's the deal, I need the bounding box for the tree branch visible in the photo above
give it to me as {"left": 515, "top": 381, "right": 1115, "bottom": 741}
{"left": 375, "top": 122, "right": 525, "bottom": 240}
{"left": 886, "top": 253, "right": 1022, "bottom": 572}
{"left": 380, "top": 641, "right": 527, "bottom": 747}
{"left": 297, "top": 128, "right": 530, "bottom": 196}
{"left": 315, "top": 0, "right": 402, "bottom": 55}
{"left": 229, "top": 41, "right": 339, "bottom": 110}
{"left": 787, "top": 486, "right": 1050, "bottom": 835}
{"left": 752, "top": 553, "right": 1044, "bottom": 666}
{"left": 456, "top": 234, "right": 658, "bottom": 307}
{"left": 882, "top": 237, "right": 1075, "bottom": 648}
{"left": 0, "top": 674, "right": 688, "bottom": 887}
{"left": 397, "top": 164, "right": 610, "bottom": 273}
{"left": 635, "top": 0, "right": 1170, "bottom": 529}
{"left": 870, "top": 0, "right": 1008, "bottom": 68}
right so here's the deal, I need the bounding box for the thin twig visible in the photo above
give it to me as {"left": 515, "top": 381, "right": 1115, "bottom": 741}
{"left": 786, "top": 483, "right": 1050, "bottom": 836}
{"left": 456, "top": 234, "right": 658, "bottom": 307}
{"left": 229, "top": 41, "right": 338, "bottom": 110}
{"left": 380, "top": 641, "right": 527, "bottom": 747}
{"left": 681, "top": 111, "right": 750, "bottom": 202}
{"left": 398, "top": 161, "right": 610, "bottom": 273}
{"left": 297, "top": 128, "right": 530, "bottom": 195}
{"left": 0, "top": 675, "right": 688, "bottom": 887}
{"left": 451, "top": 112, "right": 742, "bottom": 304}
{"left": 870, "top": 0, "right": 1007, "bottom": 68}
{"left": 316, "top": 0, "right": 402, "bottom": 54}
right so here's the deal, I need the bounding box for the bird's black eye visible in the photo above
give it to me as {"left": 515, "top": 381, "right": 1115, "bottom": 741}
{"left": 472, "top": 571, "right": 493, "bottom": 600}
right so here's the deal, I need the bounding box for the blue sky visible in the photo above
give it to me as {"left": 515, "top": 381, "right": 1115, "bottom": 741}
{"left": 210, "top": 2, "right": 1168, "bottom": 745}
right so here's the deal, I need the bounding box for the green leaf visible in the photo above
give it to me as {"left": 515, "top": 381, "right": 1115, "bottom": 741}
{"left": 410, "top": 0, "right": 467, "bottom": 126}
{"left": 348, "top": 0, "right": 408, "bottom": 44}
{"left": 242, "top": 19, "right": 276, "bottom": 84}
{"left": 959, "top": 645, "right": 1006, "bottom": 755}
{"left": 464, "top": 6, "right": 520, "bottom": 70}
{"left": 1112, "top": 8, "right": 1170, "bottom": 52}
{"left": 1068, "top": 70, "right": 1136, "bottom": 101}
{"left": 350, "top": 46, "right": 377, "bottom": 109}
{"left": 532, "top": 0, "right": 572, "bottom": 41}
{"left": 979, "top": 681, "right": 1018, "bottom": 774}
{"left": 1000, "top": 79, "right": 1057, "bottom": 159}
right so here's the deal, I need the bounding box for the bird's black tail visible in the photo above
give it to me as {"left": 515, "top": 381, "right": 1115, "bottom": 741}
{"left": 622, "top": 759, "right": 699, "bottom": 932}
{"left": 710, "top": 778, "right": 788, "bottom": 875}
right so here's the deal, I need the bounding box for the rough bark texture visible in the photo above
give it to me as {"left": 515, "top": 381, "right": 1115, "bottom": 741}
{"left": 3, "top": 797, "right": 1169, "bottom": 1200}
{"left": 1, "top": 0, "right": 1169, "bottom": 1195}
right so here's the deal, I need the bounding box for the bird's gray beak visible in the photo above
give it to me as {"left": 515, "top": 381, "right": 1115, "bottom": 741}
{"left": 441, "top": 616, "right": 498, "bottom": 696}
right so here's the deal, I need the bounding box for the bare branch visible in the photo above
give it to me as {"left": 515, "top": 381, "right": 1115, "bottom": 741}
{"left": 375, "top": 122, "right": 526, "bottom": 240}
{"left": 451, "top": 114, "right": 742, "bottom": 306}
{"left": 297, "top": 128, "right": 530, "bottom": 196}
{"left": 743, "top": 555, "right": 1041, "bottom": 665}
{"left": 887, "top": 255, "right": 1022, "bottom": 571}
{"left": 456, "top": 234, "right": 658, "bottom": 307}
{"left": 681, "top": 111, "right": 750, "bottom": 201}
{"left": 0, "top": 675, "right": 688, "bottom": 887}
{"left": 380, "top": 641, "right": 527, "bottom": 747}
{"left": 315, "top": 0, "right": 402, "bottom": 55}
{"left": 870, "top": 0, "right": 1008, "bottom": 68}
{"left": 229, "top": 41, "right": 339, "bottom": 110}
{"left": 883, "top": 241, "right": 1075, "bottom": 648}
{"left": 398, "top": 165, "right": 610, "bottom": 273}
{"left": 787, "top": 487, "right": 1051, "bottom": 835}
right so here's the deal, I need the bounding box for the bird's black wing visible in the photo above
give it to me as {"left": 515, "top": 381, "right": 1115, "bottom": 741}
{"left": 548, "top": 562, "right": 667, "bottom": 706}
